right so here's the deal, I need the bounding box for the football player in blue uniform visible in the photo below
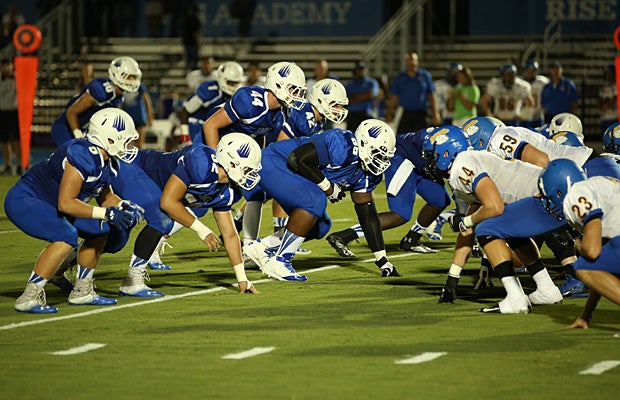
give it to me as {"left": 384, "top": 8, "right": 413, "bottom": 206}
{"left": 539, "top": 160, "right": 620, "bottom": 329}
{"left": 203, "top": 61, "right": 307, "bottom": 246}
{"left": 4, "top": 108, "right": 142, "bottom": 314}
{"left": 178, "top": 61, "right": 245, "bottom": 145}
{"left": 244, "top": 119, "right": 400, "bottom": 281}
{"left": 112, "top": 133, "right": 262, "bottom": 296}
{"left": 51, "top": 57, "right": 142, "bottom": 147}
{"left": 326, "top": 126, "right": 451, "bottom": 257}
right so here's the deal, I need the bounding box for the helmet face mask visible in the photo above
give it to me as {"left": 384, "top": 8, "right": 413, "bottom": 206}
{"left": 549, "top": 113, "right": 583, "bottom": 140}
{"left": 538, "top": 159, "right": 586, "bottom": 220}
{"left": 308, "top": 79, "right": 349, "bottom": 124}
{"left": 265, "top": 62, "right": 307, "bottom": 110}
{"left": 603, "top": 122, "right": 620, "bottom": 154}
{"left": 216, "top": 133, "right": 262, "bottom": 190}
{"left": 355, "top": 119, "right": 396, "bottom": 176}
{"left": 216, "top": 61, "right": 244, "bottom": 96}
{"left": 108, "top": 57, "right": 142, "bottom": 93}
{"left": 86, "top": 108, "right": 139, "bottom": 163}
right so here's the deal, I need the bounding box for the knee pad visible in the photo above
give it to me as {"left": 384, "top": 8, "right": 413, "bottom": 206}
{"left": 476, "top": 234, "right": 502, "bottom": 248}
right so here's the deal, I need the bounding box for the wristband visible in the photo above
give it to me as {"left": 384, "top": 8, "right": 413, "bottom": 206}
{"left": 73, "top": 129, "right": 84, "bottom": 139}
{"left": 463, "top": 215, "right": 475, "bottom": 227}
{"left": 317, "top": 178, "right": 331, "bottom": 192}
{"left": 92, "top": 206, "right": 107, "bottom": 220}
{"left": 180, "top": 124, "right": 189, "bottom": 136}
{"left": 232, "top": 263, "right": 248, "bottom": 283}
{"left": 189, "top": 218, "right": 213, "bottom": 241}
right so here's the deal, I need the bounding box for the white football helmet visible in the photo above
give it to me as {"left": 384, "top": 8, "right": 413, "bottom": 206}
{"left": 307, "top": 78, "right": 349, "bottom": 124}
{"left": 87, "top": 108, "right": 139, "bottom": 163}
{"left": 108, "top": 56, "right": 142, "bottom": 93}
{"left": 549, "top": 112, "right": 583, "bottom": 140}
{"left": 264, "top": 61, "right": 307, "bottom": 110}
{"left": 216, "top": 61, "right": 244, "bottom": 96}
{"left": 216, "top": 133, "right": 262, "bottom": 190}
{"left": 355, "top": 119, "right": 396, "bottom": 176}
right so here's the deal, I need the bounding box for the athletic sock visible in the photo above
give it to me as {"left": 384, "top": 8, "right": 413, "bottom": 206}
{"left": 76, "top": 264, "right": 95, "bottom": 279}
{"left": 28, "top": 271, "right": 47, "bottom": 287}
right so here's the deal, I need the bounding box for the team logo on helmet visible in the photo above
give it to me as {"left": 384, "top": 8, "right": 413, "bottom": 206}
{"left": 237, "top": 143, "right": 251, "bottom": 158}
{"left": 278, "top": 65, "right": 291, "bottom": 77}
{"left": 368, "top": 126, "right": 382, "bottom": 138}
{"left": 613, "top": 126, "right": 620, "bottom": 138}
{"left": 321, "top": 83, "right": 332, "bottom": 95}
{"left": 112, "top": 114, "right": 126, "bottom": 132}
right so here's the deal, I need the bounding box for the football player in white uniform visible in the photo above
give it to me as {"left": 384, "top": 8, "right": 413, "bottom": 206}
{"left": 520, "top": 60, "right": 550, "bottom": 129}
{"left": 539, "top": 160, "right": 620, "bottom": 329}
{"left": 480, "top": 64, "right": 534, "bottom": 126}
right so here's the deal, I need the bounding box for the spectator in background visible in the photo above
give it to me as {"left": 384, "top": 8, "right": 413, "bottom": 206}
{"left": 122, "top": 81, "right": 155, "bottom": 148}
{"left": 0, "top": 59, "right": 22, "bottom": 175}
{"left": 77, "top": 62, "right": 95, "bottom": 91}
{"left": 245, "top": 61, "right": 265, "bottom": 87}
{"left": 520, "top": 60, "right": 549, "bottom": 129}
{"left": 435, "top": 62, "right": 462, "bottom": 125}
{"left": 306, "top": 59, "right": 339, "bottom": 92}
{"left": 345, "top": 61, "right": 379, "bottom": 132}
{"left": 229, "top": 0, "right": 256, "bottom": 37}
{"left": 449, "top": 66, "right": 480, "bottom": 128}
{"left": 182, "top": 4, "right": 201, "bottom": 72}
{"left": 541, "top": 61, "right": 579, "bottom": 123}
{"left": 386, "top": 52, "right": 440, "bottom": 134}
{"left": 598, "top": 64, "right": 618, "bottom": 136}
{"left": 1, "top": 3, "right": 25, "bottom": 48}
{"left": 186, "top": 55, "right": 216, "bottom": 92}
{"left": 480, "top": 63, "right": 533, "bottom": 126}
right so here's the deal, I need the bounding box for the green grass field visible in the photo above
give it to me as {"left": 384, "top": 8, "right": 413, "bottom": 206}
{"left": 0, "top": 174, "right": 618, "bottom": 400}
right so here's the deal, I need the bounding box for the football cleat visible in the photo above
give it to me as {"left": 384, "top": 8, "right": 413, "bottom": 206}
{"left": 399, "top": 236, "right": 437, "bottom": 253}
{"left": 49, "top": 270, "right": 74, "bottom": 293}
{"left": 528, "top": 286, "right": 563, "bottom": 305}
{"left": 438, "top": 285, "right": 456, "bottom": 303}
{"left": 479, "top": 296, "right": 532, "bottom": 314}
{"left": 380, "top": 266, "right": 402, "bottom": 277}
{"left": 296, "top": 247, "right": 312, "bottom": 255}
{"left": 15, "top": 283, "right": 58, "bottom": 314}
{"left": 243, "top": 240, "right": 274, "bottom": 271}
{"left": 69, "top": 278, "right": 117, "bottom": 306}
{"left": 262, "top": 256, "right": 307, "bottom": 281}
{"left": 326, "top": 233, "right": 355, "bottom": 258}
{"left": 426, "top": 214, "right": 450, "bottom": 241}
{"left": 119, "top": 268, "right": 164, "bottom": 297}
{"left": 148, "top": 238, "right": 173, "bottom": 270}
{"left": 558, "top": 274, "right": 589, "bottom": 298}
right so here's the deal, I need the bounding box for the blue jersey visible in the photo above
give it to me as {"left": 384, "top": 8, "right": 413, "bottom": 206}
{"left": 345, "top": 76, "right": 379, "bottom": 113}
{"left": 541, "top": 77, "right": 579, "bottom": 115}
{"left": 19, "top": 139, "right": 119, "bottom": 206}
{"left": 282, "top": 102, "right": 323, "bottom": 138}
{"left": 266, "top": 128, "right": 381, "bottom": 193}
{"left": 57, "top": 78, "right": 124, "bottom": 130}
{"left": 187, "top": 79, "right": 227, "bottom": 124}
{"left": 123, "top": 82, "right": 149, "bottom": 125}
{"left": 395, "top": 129, "right": 431, "bottom": 175}
{"left": 138, "top": 144, "right": 240, "bottom": 211}
{"left": 390, "top": 69, "right": 436, "bottom": 111}
{"left": 220, "top": 86, "right": 285, "bottom": 139}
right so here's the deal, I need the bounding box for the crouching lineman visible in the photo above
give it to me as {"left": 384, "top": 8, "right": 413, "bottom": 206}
{"left": 423, "top": 126, "right": 562, "bottom": 313}
{"left": 539, "top": 160, "right": 620, "bottom": 329}
{"left": 4, "top": 108, "right": 143, "bottom": 313}
{"left": 244, "top": 119, "right": 400, "bottom": 280}
{"left": 112, "top": 133, "right": 262, "bottom": 296}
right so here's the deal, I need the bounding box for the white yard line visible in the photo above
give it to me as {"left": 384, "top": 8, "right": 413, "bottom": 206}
{"left": 0, "top": 229, "right": 20, "bottom": 234}
{"left": 579, "top": 360, "right": 620, "bottom": 375}
{"left": 51, "top": 343, "right": 107, "bottom": 355}
{"left": 395, "top": 352, "right": 448, "bottom": 365}
{"left": 222, "top": 347, "right": 276, "bottom": 360}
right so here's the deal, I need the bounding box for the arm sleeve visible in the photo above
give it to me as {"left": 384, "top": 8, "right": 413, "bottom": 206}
{"left": 287, "top": 142, "right": 326, "bottom": 185}
{"left": 354, "top": 201, "right": 384, "bottom": 252}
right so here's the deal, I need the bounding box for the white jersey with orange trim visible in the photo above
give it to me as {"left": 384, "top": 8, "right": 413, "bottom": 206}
{"left": 485, "top": 77, "right": 532, "bottom": 120}
{"left": 521, "top": 74, "right": 549, "bottom": 122}
{"left": 449, "top": 150, "right": 542, "bottom": 205}
{"left": 563, "top": 176, "right": 620, "bottom": 238}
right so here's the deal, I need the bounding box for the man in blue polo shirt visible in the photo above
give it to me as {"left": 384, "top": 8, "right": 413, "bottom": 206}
{"left": 386, "top": 52, "right": 440, "bottom": 134}
{"left": 345, "top": 61, "right": 379, "bottom": 132}
{"left": 541, "top": 61, "right": 579, "bottom": 123}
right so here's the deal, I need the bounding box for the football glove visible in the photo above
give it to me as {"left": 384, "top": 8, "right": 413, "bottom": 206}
{"left": 118, "top": 200, "right": 145, "bottom": 226}
{"left": 473, "top": 260, "right": 494, "bottom": 290}
{"left": 327, "top": 184, "right": 346, "bottom": 203}
{"left": 105, "top": 207, "right": 136, "bottom": 230}
{"left": 447, "top": 214, "right": 462, "bottom": 232}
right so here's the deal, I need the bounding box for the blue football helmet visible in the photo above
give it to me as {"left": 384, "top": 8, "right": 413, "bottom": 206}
{"left": 533, "top": 123, "right": 550, "bottom": 138}
{"left": 550, "top": 131, "right": 584, "bottom": 147}
{"left": 422, "top": 125, "right": 469, "bottom": 181}
{"left": 523, "top": 59, "right": 539, "bottom": 70}
{"left": 461, "top": 116, "right": 505, "bottom": 151}
{"left": 538, "top": 159, "right": 586, "bottom": 219}
{"left": 603, "top": 122, "right": 620, "bottom": 155}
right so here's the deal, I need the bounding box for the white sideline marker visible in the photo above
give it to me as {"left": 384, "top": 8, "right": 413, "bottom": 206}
{"left": 579, "top": 360, "right": 620, "bottom": 375}
{"left": 222, "top": 347, "right": 276, "bottom": 360}
{"left": 51, "top": 343, "right": 106, "bottom": 355}
{"left": 395, "top": 352, "right": 447, "bottom": 365}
